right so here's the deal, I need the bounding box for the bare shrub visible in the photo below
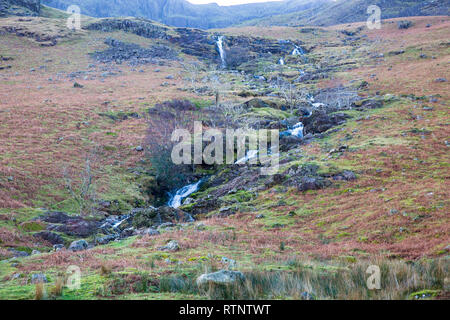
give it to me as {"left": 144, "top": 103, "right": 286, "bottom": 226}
{"left": 180, "top": 60, "right": 202, "bottom": 93}
{"left": 145, "top": 100, "right": 198, "bottom": 198}
{"left": 280, "top": 83, "right": 309, "bottom": 113}
{"left": 35, "top": 282, "right": 45, "bottom": 300}
{"left": 62, "top": 151, "right": 98, "bottom": 215}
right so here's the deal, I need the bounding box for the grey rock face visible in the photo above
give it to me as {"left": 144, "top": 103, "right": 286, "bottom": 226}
{"left": 158, "top": 240, "right": 179, "bottom": 252}
{"left": 31, "top": 273, "right": 47, "bottom": 284}
{"left": 196, "top": 270, "right": 245, "bottom": 287}
{"left": 69, "top": 239, "right": 89, "bottom": 252}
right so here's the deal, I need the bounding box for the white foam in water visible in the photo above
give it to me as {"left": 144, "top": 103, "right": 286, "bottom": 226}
{"left": 217, "top": 36, "right": 226, "bottom": 68}
{"left": 168, "top": 180, "right": 202, "bottom": 208}
{"left": 292, "top": 45, "right": 304, "bottom": 56}
{"left": 235, "top": 150, "right": 258, "bottom": 164}
{"left": 279, "top": 57, "right": 285, "bottom": 65}
{"left": 285, "top": 122, "right": 304, "bottom": 138}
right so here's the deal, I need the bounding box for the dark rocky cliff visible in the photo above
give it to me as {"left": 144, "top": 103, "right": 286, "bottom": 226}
{"left": 0, "top": 0, "right": 40, "bottom": 17}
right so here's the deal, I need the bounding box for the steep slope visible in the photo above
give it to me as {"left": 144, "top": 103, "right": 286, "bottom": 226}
{"left": 0, "top": 13, "right": 448, "bottom": 300}
{"left": 0, "top": 0, "right": 40, "bottom": 17}
{"left": 242, "top": 0, "right": 450, "bottom": 27}
{"left": 41, "top": 0, "right": 331, "bottom": 29}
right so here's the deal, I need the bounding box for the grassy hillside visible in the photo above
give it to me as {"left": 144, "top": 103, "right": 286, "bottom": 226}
{"left": 241, "top": 0, "right": 450, "bottom": 27}
{"left": 0, "top": 13, "right": 448, "bottom": 300}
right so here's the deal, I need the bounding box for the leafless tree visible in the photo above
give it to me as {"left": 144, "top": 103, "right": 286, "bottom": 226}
{"left": 180, "top": 60, "right": 202, "bottom": 93}
{"left": 63, "top": 152, "right": 97, "bottom": 216}
{"left": 280, "top": 82, "right": 309, "bottom": 113}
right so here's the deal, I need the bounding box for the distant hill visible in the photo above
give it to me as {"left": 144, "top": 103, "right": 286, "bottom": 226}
{"left": 241, "top": 0, "right": 450, "bottom": 27}
{"left": 4, "top": 0, "right": 449, "bottom": 28}
{"left": 40, "top": 0, "right": 331, "bottom": 28}
{"left": 0, "top": 0, "right": 40, "bottom": 17}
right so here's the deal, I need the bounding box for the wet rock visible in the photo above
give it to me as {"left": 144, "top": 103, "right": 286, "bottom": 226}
{"left": 33, "top": 231, "right": 64, "bottom": 245}
{"left": 196, "top": 270, "right": 245, "bottom": 287}
{"left": 158, "top": 240, "right": 179, "bottom": 252}
{"left": 69, "top": 239, "right": 88, "bottom": 252}
{"left": 280, "top": 135, "right": 303, "bottom": 151}
{"left": 303, "top": 111, "right": 350, "bottom": 134}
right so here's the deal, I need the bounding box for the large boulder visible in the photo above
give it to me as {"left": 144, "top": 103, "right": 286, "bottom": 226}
{"left": 41, "top": 212, "right": 100, "bottom": 237}
{"left": 303, "top": 111, "right": 350, "bottom": 134}
{"left": 158, "top": 240, "right": 179, "bottom": 252}
{"left": 69, "top": 239, "right": 88, "bottom": 252}
{"left": 196, "top": 270, "right": 245, "bottom": 287}
{"left": 132, "top": 206, "right": 193, "bottom": 228}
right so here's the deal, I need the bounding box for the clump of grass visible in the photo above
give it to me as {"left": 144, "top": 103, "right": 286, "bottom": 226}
{"left": 160, "top": 257, "right": 449, "bottom": 300}
{"left": 100, "top": 264, "right": 112, "bottom": 276}
{"left": 50, "top": 277, "right": 64, "bottom": 298}
{"left": 35, "top": 283, "right": 45, "bottom": 300}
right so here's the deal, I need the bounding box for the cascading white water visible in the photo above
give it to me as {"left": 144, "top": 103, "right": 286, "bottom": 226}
{"left": 284, "top": 122, "right": 304, "bottom": 138}
{"left": 292, "top": 45, "right": 304, "bottom": 56}
{"left": 216, "top": 36, "right": 226, "bottom": 68}
{"left": 235, "top": 150, "right": 258, "bottom": 164}
{"left": 279, "top": 57, "right": 285, "bottom": 65}
{"left": 168, "top": 180, "right": 202, "bottom": 208}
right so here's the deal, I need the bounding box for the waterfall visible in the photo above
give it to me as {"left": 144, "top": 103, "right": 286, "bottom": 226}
{"left": 280, "top": 122, "right": 304, "bottom": 138}
{"left": 279, "top": 57, "right": 285, "bottom": 65}
{"left": 168, "top": 180, "right": 202, "bottom": 209}
{"left": 216, "top": 36, "right": 226, "bottom": 68}
{"left": 235, "top": 150, "right": 258, "bottom": 164}
{"left": 292, "top": 45, "right": 305, "bottom": 56}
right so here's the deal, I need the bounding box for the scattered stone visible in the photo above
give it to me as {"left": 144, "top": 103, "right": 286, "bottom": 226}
{"left": 255, "top": 214, "right": 264, "bottom": 219}
{"left": 434, "top": 78, "right": 447, "bottom": 83}
{"left": 73, "top": 82, "right": 84, "bottom": 88}
{"left": 31, "top": 250, "right": 41, "bottom": 255}
{"left": 69, "top": 239, "right": 88, "bottom": 252}
{"left": 158, "top": 240, "right": 179, "bottom": 252}
{"left": 31, "top": 273, "right": 48, "bottom": 284}
{"left": 135, "top": 146, "right": 144, "bottom": 152}
{"left": 53, "top": 244, "right": 65, "bottom": 251}
{"left": 196, "top": 270, "right": 245, "bottom": 287}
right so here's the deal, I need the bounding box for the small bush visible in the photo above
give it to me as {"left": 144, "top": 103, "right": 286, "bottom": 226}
{"left": 35, "top": 283, "right": 45, "bottom": 300}
{"left": 398, "top": 21, "right": 413, "bottom": 29}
